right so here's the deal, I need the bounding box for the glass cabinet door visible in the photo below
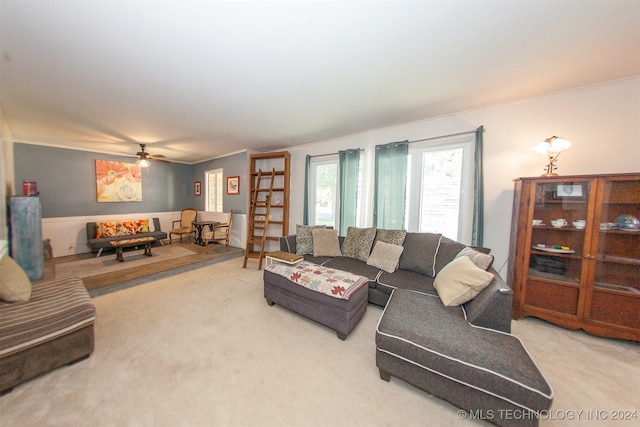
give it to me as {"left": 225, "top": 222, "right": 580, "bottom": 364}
{"left": 526, "top": 180, "right": 591, "bottom": 315}
{"left": 589, "top": 179, "right": 640, "bottom": 329}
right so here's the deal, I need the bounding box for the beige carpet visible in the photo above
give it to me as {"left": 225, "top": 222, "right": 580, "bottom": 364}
{"left": 1, "top": 258, "right": 638, "bottom": 426}
{"left": 54, "top": 245, "right": 197, "bottom": 279}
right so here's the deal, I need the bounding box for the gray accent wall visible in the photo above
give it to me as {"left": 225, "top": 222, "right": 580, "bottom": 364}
{"left": 192, "top": 151, "right": 249, "bottom": 215}
{"left": 14, "top": 143, "right": 193, "bottom": 218}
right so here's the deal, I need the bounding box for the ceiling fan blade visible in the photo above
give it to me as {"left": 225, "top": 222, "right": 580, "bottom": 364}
{"left": 150, "top": 156, "right": 171, "bottom": 163}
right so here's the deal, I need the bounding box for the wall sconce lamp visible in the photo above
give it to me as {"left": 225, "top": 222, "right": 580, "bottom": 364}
{"left": 531, "top": 136, "right": 572, "bottom": 176}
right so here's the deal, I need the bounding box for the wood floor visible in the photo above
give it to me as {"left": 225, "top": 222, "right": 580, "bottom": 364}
{"left": 41, "top": 240, "right": 244, "bottom": 291}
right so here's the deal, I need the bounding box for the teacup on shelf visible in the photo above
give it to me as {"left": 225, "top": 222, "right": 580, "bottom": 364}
{"left": 551, "top": 219, "right": 567, "bottom": 228}
{"left": 532, "top": 219, "right": 543, "bottom": 226}
{"left": 572, "top": 220, "right": 586, "bottom": 229}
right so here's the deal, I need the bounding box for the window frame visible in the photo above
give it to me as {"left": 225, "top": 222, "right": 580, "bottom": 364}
{"left": 405, "top": 137, "right": 475, "bottom": 243}
{"left": 307, "top": 155, "right": 339, "bottom": 228}
{"left": 205, "top": 168, "right": 224, "bottom": 213}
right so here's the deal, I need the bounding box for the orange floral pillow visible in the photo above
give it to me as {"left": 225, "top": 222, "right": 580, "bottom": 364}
{"left": 135, "top": 219, "right": 149, "bottom": 233}
{"left": 117, "top": 221, "right": 136, "bottom": 236}
{"left": 95, "top": 221, "right": 117, "bottom": 238}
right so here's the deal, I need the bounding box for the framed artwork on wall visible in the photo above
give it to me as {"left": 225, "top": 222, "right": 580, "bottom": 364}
{"left": 227, "top": 176, "right": 240, "bottom": 195}
{"left": 95, "top": 160, "right": 142, "bottom": 202}
{"left": 194, "top": 181, "right": 201, "bottom": 196}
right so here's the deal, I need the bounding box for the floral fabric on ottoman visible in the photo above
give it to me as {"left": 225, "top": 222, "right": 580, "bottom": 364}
{"left": 265, "top": 261, "right": 369, "bottom": 300}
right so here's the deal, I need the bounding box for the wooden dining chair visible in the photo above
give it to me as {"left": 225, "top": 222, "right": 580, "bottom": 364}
{"left": 169, "top": 208, "right": 197, "bottom": 243}
{"left": 203, "top": 210, "right": 233, "bottom": 253}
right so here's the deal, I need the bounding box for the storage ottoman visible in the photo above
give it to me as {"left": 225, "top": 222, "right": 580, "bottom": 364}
{"left": 263, "top": 261, "right": 369, "bottom": 340}
{"left": 376, "top": 289, "right": 553, "bottom": 427}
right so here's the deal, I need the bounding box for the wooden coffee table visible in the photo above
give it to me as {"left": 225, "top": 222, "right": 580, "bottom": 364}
{"left": 110, "top": 237, "right": 156, "bottom": 262}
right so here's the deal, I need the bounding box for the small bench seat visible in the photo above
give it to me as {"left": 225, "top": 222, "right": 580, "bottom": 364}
{"left": 376, "top": 289, "right": 553, "bottom": 427}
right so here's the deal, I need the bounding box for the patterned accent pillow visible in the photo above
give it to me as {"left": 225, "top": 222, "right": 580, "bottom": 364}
{"left": 118, "top": 220, "right": 136, "bottom": 236}
{"left": 374, "top": 229, "right": 407, "bottom": 246}
{"left": 296, "top": 225, "right": 326, "bottom": 255}
{"left": 341, "top": 227, "right": 377, "bottom": 262}
{"left": 135, "top": 219, "right": 150, "bottom": 233}
{"left": 95, "top": 221, "right": 117, "bottom": 238}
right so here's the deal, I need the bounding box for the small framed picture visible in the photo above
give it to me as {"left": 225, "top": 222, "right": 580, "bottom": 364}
{"left": 194, "top": 181, "right": 201, "bottom": 196}
{"left": 226, "top": 176, "right": 240, "bottom": 195}
{"left": 554, "top": 183, "right": 585, "bottom": 199}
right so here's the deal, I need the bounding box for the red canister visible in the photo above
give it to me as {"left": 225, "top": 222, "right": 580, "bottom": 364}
{"left": 22, "top": 181, "right": 37, "bottom": 196}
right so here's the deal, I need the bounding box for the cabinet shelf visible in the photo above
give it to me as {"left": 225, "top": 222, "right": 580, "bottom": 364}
{"left": 594, "top": 282, "right": 640, "bottom": 296}
{"left": 530, "top": 249, "right": 580, "bottom": 259}
{"left": 597, "top": 255, "right": 640, "bottom": 265}
{"left": 528, "top": 269, "right": 580, "bottom": 286}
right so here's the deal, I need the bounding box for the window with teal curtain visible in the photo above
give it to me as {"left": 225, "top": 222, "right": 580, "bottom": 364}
{"left": 338, "top": 149, "right": 360, "bottom": 235}
{"left": 374, "top": 141, "right": 408, "bottom": 229}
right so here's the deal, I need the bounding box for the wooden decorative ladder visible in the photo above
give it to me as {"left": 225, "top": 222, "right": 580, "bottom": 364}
{"left": 243, "top": 168, "right": 276, "bottom": 269}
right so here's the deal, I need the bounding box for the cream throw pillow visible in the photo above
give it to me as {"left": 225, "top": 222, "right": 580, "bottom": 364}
{"left": 455, "top": 246, "right": 494, "bottom": 271}
{"left": 312, "top": 229, "right": 342, "bottom": 257}
{"left": 367, "top": 241, "right": 404, "bottom": 273}
{"left": 0, "top": 256, "right": 32, "bottom": 302}
{"left": 434, "top": 256, "right": 494, "bottom": 306}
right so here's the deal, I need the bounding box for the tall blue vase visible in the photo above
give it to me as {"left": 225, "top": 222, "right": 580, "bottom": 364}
{"left": 9, "top": 196, "right": 44, "bottom": 280}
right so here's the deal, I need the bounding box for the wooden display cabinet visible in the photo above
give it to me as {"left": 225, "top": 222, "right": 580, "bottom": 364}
{"left": 508, "top": 173, "right": 639, "bottom": 341}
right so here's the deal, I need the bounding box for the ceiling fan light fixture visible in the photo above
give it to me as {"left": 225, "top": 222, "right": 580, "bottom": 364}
{"left": 137, "top": 158, "right": 150, "bottom": 168}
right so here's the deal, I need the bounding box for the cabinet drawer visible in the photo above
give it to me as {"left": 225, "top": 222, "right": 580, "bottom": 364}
{"left": 589, "top": 290, "right": 640, "bottom": 329}
{"left": 524, "top": 279, "right": 579, "bottom": 316}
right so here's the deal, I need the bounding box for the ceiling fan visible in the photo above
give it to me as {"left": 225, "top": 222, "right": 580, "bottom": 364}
{"left": 135, "top": 144, "right": 170, "bottom": 167}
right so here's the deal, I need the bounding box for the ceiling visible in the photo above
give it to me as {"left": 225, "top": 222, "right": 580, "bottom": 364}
{"left": 1, "top": 1, "right": 638, "bottom": 164}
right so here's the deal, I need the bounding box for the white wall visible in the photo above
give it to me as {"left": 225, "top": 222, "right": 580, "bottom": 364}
{"left": 284, "top": 77, "right": 640, "bottom": 278}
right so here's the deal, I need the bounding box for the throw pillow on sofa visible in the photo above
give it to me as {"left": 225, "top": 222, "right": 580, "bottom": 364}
{"left": 95, "top": 221, "right": 117, "bottom": 238}
{"left": 374, "top": 229, "right": 407, "bottom": 246}
{"left": 341, "top": 227, "right": 376, "bottom": 262}
{"left": 433, "top": 255, "right": 494, "bottom": 306}
{"left": 0, "top": 256, "right": 32, "bottom": 302}
{"left": 312, "top": 229, "right": 342, "bottom": 257}
{"left": 433, "top": 236, "right": 467, "bottom": 276}
{"left": 367, "top": 241, "right": 404, "bottom": 273}
{"left": 455, "top": 246, "right": 494, "bottom": 271}
{"left": 296, "top": 225, "right": 326, "bottom": 255}
{"left": 398, "top": 232, "right": 443, "bottom": 277}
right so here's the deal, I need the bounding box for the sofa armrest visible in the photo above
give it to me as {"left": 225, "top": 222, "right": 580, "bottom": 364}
{"left": 86, "top": 222, "right": 97, "bottom": 247}
{"left": 280, "top": 235, "right": 297, "bottom": 253}
{"left": 462, "top": 268, "right": 513, "bottom": 333}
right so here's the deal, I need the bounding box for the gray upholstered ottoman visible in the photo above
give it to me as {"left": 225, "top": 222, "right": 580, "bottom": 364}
{"left": 263, "top": 261, "right": 369, "bottom": 340}
{"left": 376, "top": 289, "right": 553, "bottom": 427}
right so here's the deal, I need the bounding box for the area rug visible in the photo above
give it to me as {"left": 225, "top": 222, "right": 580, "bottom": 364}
{"left": 54, "top": 245, "right": 197, "bottom": 279}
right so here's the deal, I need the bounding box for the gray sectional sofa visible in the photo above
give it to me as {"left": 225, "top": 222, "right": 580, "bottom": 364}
{"left": 279, "top": 229, "right": 512, "bottom": 332}
{"left": 276, "top": 227, "right": 553, "bottom": 426}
